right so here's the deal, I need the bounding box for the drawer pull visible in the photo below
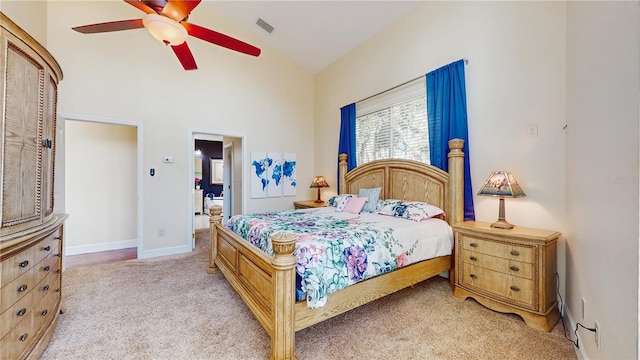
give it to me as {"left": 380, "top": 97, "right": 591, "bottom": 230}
{"left": 56, "top": 269, "right": 61, "bottom": 274}
{"left": 19, "top": 260, "right": 29, "bottom": 268}
{"left": 510, "top": 250, "right": 520, "bottom": 256}
{"left": 55, "top": 253, "right": 62, "bottom": 257}
{"left": 510, "top": 285, "right": 520, "bottom": 292}
{"left": 469, "top": 256, "right": 477, "bottom": 261}
{"left": 509, "top": 266, "right": 520, "bottom": 272}
{"left": 469, "top": 274, "right": 477, "bottom": 279}
{"left": 54, "top": 236, "right": 62, "bottom": 240}
{"left": 16, "top": 308, "right": 27, "bottom": 317}
{"left": 17, "top": 284, "right": 28, "bottom": 292}
{"left": 43, "top": 265, "right": 51, "bottom": 272}
{"left": 41, "top": 309, "right": 48, "bottom": 316}
{"left": 42, "top": 285, "right": 50, "bottom": 292}
{"left": 19, "top": 333, "right": 28, "bottom": 342}
{"left": 43, "top": 245, "right": 51, "bottom": 251}
{"left": 469, "top": 243, "right": 478, "bottom": 248}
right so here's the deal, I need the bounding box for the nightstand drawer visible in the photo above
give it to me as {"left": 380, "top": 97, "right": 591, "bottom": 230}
{"left": 461, "top": 249, "right": 533, "bottom": 280}
{"left": 462, "top": 235, "right": 533, "bottom": 263}
{"left": 461, "top": 263, "right": 535, "bottom": 308}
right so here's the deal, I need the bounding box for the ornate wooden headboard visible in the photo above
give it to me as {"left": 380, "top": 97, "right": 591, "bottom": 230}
{"left": 338, "top": 139, "right": 465, "bottom": 225}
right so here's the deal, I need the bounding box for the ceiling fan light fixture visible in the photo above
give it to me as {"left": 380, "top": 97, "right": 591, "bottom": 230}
{"left": 142, "top": 13, "right": 187, "bottom": 46}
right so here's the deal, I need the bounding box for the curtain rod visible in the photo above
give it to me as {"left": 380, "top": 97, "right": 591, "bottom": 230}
{"left": 355, "top": 58, "right": 468, "bottom": 105}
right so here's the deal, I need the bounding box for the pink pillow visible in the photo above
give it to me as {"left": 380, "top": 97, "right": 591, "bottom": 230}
{"left": 340, "top": 197, "right": 368, "bottom": 214}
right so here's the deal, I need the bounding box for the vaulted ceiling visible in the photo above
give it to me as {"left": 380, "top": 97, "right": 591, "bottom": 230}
{"left": 204, "top": 1, "right": 424, "bottom": 73}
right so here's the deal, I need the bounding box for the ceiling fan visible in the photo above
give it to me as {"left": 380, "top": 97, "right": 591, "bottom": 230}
{"left": 72, "top": 0, "right": 261, "bottom": 70}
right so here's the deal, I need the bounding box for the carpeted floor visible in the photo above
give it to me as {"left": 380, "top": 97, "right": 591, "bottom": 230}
{"left": 41, "top": 230, "right": 577, "bottom": 360}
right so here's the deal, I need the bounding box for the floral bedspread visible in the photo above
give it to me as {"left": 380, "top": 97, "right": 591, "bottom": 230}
{"left": 224, "top": 208, "right": 424, "bottom": 309}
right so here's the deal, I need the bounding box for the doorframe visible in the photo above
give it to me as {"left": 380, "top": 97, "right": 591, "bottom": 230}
{"left": 59, "top": 112, "right": 144, "bottom": 258}
{"left": 222, "top": 143, "right": 233, "bottom": 222}
{"left": 188, "top": 128, "right": 246, "bottom": 249}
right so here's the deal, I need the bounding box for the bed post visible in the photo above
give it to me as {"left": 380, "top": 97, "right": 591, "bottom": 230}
{"left": 270, "top": 232, "right": 297, "bottom": 360}
{"left": 207, "top": 205, "right": 223, "bottom": 274}
{"left": 447, "top": 139, "right": 465, "bottom": 226}
{"left": 338, "top": 153, "right": 348, "bottom": 195}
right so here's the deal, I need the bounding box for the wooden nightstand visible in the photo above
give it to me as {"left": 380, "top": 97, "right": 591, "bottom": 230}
{"left": 452, "top": 221, "right": 560, "bottom": 331}
{"left": 293, "top": 200, "right": 326, "bottom": 209}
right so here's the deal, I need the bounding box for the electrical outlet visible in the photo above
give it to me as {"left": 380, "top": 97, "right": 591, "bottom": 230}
{"left": 595, "top": 321, "right": 601, "bottom": 348}
{"left": 158, "top": 228, "right": 165, "bottom": 237}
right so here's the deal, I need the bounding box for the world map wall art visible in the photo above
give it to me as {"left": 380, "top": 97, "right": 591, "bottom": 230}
{"left": 251, "top": 152, "right": 297, "bottom": 198}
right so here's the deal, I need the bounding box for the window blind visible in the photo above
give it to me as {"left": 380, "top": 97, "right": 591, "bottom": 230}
{"left": 355, "top": 78, "right": 429, "bottom": 165}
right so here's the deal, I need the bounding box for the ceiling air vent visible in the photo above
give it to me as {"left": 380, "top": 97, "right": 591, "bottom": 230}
{"left": 256, "top": 18, "right": 274, "bottom": 34}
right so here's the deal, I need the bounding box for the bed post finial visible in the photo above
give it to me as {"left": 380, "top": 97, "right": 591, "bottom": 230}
{"left": 207, "top": 205, "right": 223, "bottom": 274}
{"left": 270, "top": 232, "right": 297, "bottom": 360}
{"left": 339, "top": 153, "right": 348, "bottom": 195}
{"left": 447, "top": 139, "right": 465, "bottom": 226}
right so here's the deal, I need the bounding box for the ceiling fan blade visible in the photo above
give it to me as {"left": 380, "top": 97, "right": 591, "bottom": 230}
{"left": 72, "top": 19, "right": 144, "bottom": 34}
{"left": 182, "top": 22, "right": 261, "bottom": 57}
{"left": 162, "top": 0, "right": 202, "bottom": 22}
{"left": 171, "top": 42, "right": 198, "bottom": 70}
{"left": 124, "top": 0, "right": 156, "bottom": 14}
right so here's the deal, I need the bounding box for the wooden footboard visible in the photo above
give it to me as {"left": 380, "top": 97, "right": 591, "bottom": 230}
{"left": 209, "top": 207, "right": 297, "bottom": 359}
{"left": 207, "top": 139, "right": 465, "bottom": 359}
{"left": 209, "top": 213, "right": 451, "bottom": 359}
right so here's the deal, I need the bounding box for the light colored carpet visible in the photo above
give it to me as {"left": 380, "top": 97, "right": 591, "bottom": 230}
{"left": 42, "top": 230, "right": 577, "bottom": 360}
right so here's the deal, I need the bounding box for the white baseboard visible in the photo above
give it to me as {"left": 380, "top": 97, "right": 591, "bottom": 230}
{"left": 139, "top": 244, "right": 192, "bottom": 259}
{"left": 66, "top": 239, "right": 138, "bottom": 256}
{"left": 564, "top": 305, "right": 588, "bottom": 360}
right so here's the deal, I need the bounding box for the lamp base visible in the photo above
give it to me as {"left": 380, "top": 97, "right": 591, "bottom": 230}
{"left": 490, "top": 219, "right": 515, "bottom": 230}
{"left": 314, "top": 188, "right": 323, "bottom": 203}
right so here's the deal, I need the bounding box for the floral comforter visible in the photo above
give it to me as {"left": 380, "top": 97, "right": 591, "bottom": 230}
{"left": 224, "top": 207, "right": 452, "bottom": 308}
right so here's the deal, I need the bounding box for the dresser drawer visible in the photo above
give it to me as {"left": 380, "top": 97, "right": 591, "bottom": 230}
{"left": 461, "top": 262, "right": 535, "bottom": 309}
{"left": 1, "top": 246, "right": 36, "bottom": 288}
{"left": 461, "top": 249, "right": 533, "bottom": 280}
{"left": 32, "top": 286, "right": 59, "bottom": 335}
{"left": 0, "top": 310, "right": 35, "bottom": 360}
{"left": 0, "top": 290, "right": 35, "bottom": 339}
{"left": 0, "top": 269, "right": 36, "bottom": 314}
{"left": 34, "top": 232, "right": 60, "bottom": 264}
{"left": 462, "top": 235, "right": 534, "bottom": 263}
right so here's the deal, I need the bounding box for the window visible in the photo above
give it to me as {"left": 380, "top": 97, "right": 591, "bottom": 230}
{"left": 355, "top": 78, "right": 429, "bottom": 166}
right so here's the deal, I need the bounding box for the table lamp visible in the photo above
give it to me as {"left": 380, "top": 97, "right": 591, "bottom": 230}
{"left": 477, "top": 171, "right": 526, "bottom": 229}
{"left": 309, "top": 176, "right": 329, "bottom": 203}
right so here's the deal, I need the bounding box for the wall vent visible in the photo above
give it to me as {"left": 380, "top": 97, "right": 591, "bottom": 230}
{"left": 256, "top": 18, "right": 274, "bottom": 34}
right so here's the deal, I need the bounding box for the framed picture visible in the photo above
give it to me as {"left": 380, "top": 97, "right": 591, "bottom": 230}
{"left": 211, "top": 159, "right": 223, "bottom": 184}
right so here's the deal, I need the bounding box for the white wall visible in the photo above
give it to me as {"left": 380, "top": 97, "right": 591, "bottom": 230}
{"left": 65, "top": 121, "right": 137, "bottom": 254}
{"left": 566, "top": 2, "right": 639, "bottom": 359}
{"left": 42, "top": 1, "right": 315, "bottom": 256}
{"left": 1, "top": 0, "right": 47, "bottom": 45}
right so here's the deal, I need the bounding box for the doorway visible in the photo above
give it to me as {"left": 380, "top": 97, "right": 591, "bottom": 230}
{"left": 190, "top": 129, "right": 245, "bottom": 250}
{"left": 61, "top": 114, "right": 143, "bottom": 261}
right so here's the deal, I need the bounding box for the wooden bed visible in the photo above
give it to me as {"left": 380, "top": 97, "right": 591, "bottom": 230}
{"left": 208, "top": 139, "right": 465, "bottom": 359}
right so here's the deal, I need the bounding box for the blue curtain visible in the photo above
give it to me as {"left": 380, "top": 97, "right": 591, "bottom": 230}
{"left": 338, "top": 103, "right": 357, "bottom": 191}
{"left": 427, "top": 59, "right": 475, "bottom": 220}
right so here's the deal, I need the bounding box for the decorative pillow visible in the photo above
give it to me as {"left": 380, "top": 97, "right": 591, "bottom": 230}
{"left": 376, "top": 199, "right": 402, "bottom": 213}
{"left": 327, "top": 194, "right": 355, "bottom": 208}
{"left": 340, "top": 197, "right": 369, "bottom": 214}
{"left": 378, "top": 200, "right": 445, "bottom": 222}
{"left": 335, "top": 195, "right": 356, "bottom": 212}
{"left": 358, "top": 187, "right": 381, "bottom": 213}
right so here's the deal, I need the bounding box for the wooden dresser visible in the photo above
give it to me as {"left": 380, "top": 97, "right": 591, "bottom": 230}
{"left": 452, "top": 221, "right": 560, "bottom": 332}
{"left": 1, "top": 12, "right": 66, "bottom": 359}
